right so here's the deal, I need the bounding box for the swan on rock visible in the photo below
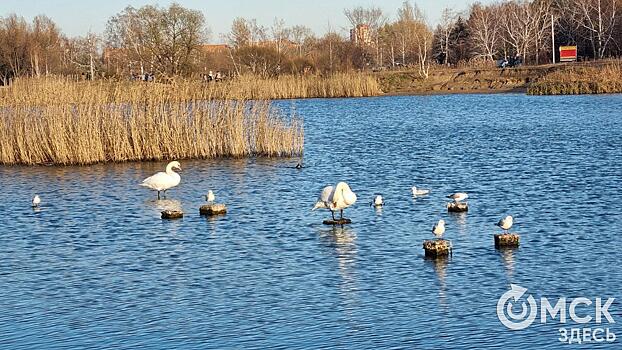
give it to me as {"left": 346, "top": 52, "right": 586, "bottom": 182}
{"left": 140, "top": 161, "right": 182, "bottom": 199}
{"left": 312, "top": 182, "right": 357, "bottom": 220}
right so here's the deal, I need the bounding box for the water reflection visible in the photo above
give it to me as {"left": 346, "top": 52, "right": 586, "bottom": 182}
{"left": 425, "top": 256, "right": 450, "bottom": 312}
{"left": 145, "top": 199, "right": 183, "bottom": 212}
{"left": 447, "top": 211, "right": 468, "bottom": 235}
{"left": 373, "top": 206, "right": 384, "bottom": 216}
{"left": 497, "top": 247, "right": 517, "bottom": 281}
{"left": 317, "top": 225, "right": 359, "bottom": 323}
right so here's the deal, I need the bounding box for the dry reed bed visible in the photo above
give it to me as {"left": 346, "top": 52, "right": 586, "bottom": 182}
{"left": 528, "top": 63, "right": 622, "bottom": 95}
{"left": 210, "top": 73, "right": 382, "bottom": 99}
{"left": 0, "top": 78, "right": 304, "bottom": 165}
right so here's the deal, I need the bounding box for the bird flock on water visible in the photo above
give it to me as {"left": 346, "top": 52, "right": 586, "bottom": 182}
{"left": 30, "top": 160, "right": 516, "bottom": 239}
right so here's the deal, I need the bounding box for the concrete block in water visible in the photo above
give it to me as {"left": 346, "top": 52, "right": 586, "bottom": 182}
{"left": 447, "top": 202, "right": 469, "bottom": 213}
{"left": 161, "top": 210, "right": 184, "bottom": 219}
{"left": 494, "top": 233, "right": 520, "bottom": 248}
{"left": 199, "top": 203, "right": 227, "bottom": 216}
{"left": 423, "top": 239, "right": 452, "bottom": 258}
{"left": 323, "top": 218, "right": 352, "bottom": 225}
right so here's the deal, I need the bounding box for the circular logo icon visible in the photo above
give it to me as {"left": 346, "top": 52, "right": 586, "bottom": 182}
{"left": 497, "top": 284, "right": 538, "bottom": 330}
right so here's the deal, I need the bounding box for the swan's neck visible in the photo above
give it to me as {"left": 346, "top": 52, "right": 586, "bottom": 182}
{"left": 166, "top": 165, "right": 176, "bottom": 175}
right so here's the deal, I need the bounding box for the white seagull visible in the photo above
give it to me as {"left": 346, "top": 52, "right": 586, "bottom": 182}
{"left": 447, "top": 192, "right": 468, "bottom": 203}
{"left": 205, "top": 190, "right": 216, "bottom": 203}
{"left": 496, "top": 215, "right": 514, "bottom": 234}
{"left": 140, "top": 161, "right": 182, "bottom": 199}
{"left": 412, "top": 186, "right": 430, "bottom": 196}
{"left": 32, "top": 195, "right": 41, "bottom": 208}
{"left": 433, "top": 219, "right": 446, "bottom": 239}
{"left": 312, "top": 182, "right": 357, "bottom": 220}
{"left": 371, "top": 194, "right": 384, "bottom": 207}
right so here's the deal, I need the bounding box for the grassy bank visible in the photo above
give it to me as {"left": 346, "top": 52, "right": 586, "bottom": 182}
{"left": 377, "top": 60, "right": 622, "bottom": 96}
{"left": 376, "top": 64, "right": 535, "bottom": 95}
{"left": 528, "top": 63, "right": 622, "bottom": 95}
{"left": 0, "top": 78, "right": 304, "bottom": 165}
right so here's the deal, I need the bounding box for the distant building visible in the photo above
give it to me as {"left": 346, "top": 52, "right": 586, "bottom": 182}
{"left": 350, "top": 24, "right": 372, "bottom": 46}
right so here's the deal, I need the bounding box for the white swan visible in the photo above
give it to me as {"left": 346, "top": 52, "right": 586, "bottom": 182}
{"left": 371, "top": 194, "right": 384, "bottom": 207}
{"left": 32, "top": 195, "right": 41, "bottom": 208}
{"left": 412, "top": 186, "right": 430, "bottom": 196}
{"left": 140, "top": 161, "right": 182, "bottom": 199}
{"left": 205, "top": 190, "right": 215, "bottom": 203}
{"left": 496, "top": 215, "right": 513, "bottom": 234}
{"left": 433, "top": 219, "right": 446, "bottom": 239}
{"left": 312, "top": 182, "right": 357, "bottom": 220}
{"left": 447, "top": 192, "right": 468, "bottom": 203}
{"left": 313, "top": 185, "right": 334, "bottom": 211}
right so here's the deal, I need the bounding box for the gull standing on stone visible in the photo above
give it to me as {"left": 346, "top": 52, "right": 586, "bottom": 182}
{"left": 447, "top": 192, "right": 468, "bottom": 203}
{"left": 205, "top": 190, "right": 216, "bottom": 203}
{"left": 496, "top": 215, "right": 513, "bottom": 234}
{"left": 433, "top": 219, "right": 446, "bottom": 239}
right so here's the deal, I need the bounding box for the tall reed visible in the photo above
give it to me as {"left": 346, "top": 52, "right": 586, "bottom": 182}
{"left": 0, "top": 78, "right": 304, "bottom": 165}
{"left": 205, "top": 73, "right": 381, "bottom": 99}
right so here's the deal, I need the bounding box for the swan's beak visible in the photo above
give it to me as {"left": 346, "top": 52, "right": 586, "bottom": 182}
{"left": 175, "top": 166, "right": 182, "bottom": 172}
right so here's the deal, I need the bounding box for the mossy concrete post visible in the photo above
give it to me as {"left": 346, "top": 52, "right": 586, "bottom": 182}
{"left": 323, "top": 218, "right": 352, "bottom": 225}
{"left": 161, "top": 210, "right": 184, "bottom": 219}
{"left": 199, "top": 203, "right": 227, "bottom": 216}
{"left": 494, "top": 233, "right": 520, "bottom": 248}
{"left": 447, "top": 202, "right": 469, "bottom": 213}
{"left": 423, "top": 239, "right": 453, "bottom": 258}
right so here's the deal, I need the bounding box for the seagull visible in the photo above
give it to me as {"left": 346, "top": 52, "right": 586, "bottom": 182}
{"left": 32, "top": 195, "right": 41, "bottom": 208}
{"left": 205, "top": 190, "right": 215, "bottom": 203}
{"left": 496, "top": 215, "right": 514, "bottom": 234}
{"left": 433, "top": 219, "right": 446, "bottom": 239}
{"left": 412, "top": 186, "right": 430, "bottom": 196}
{"left": 447, "top": 192, "right": 468, "bottom": 203}
{"left": 140, "top": 161, "right": 182, "bottom": 200}
{"left": 312, "top": 182, "right": 357, "bottom": 220}
{"left": 371, "top": 194, "right": 384, "bottom": 207}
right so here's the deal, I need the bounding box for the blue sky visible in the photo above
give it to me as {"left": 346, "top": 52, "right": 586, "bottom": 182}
{"left": 1, "top": 0, "right": 489, "bottom": 41}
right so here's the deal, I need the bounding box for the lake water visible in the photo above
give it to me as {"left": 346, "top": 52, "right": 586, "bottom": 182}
{"left": 1, "top": 94, "right": 621, "bottom": 349}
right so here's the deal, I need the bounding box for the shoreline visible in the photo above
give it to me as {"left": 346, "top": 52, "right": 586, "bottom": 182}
{"left": 380, "top": 87, "right": 529, "bottom": 97}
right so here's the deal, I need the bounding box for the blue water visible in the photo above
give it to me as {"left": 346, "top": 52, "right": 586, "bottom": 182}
{"left": 1, "top": 94, "right": 621, "bottom": 349}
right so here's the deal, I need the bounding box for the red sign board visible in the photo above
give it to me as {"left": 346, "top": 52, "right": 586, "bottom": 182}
{"left": 560, "top": 46, "right": 577, "bottom": 62}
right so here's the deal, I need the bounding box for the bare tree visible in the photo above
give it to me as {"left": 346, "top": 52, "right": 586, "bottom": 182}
{"left": 438, "top": 8, "right": 458, "bottom": 65}
{"left": 290, "top": 25, "right": 313, "bottom": 57}
{"left": 271, "top": 18, "right": 290, "bottom": 55}
{"left": 67, "top": 32, "right": 101, "bottom": 79}
{"left": 500, "top": 0, "right": 536, "bottom": 62}
{"left": 467, "top": 3, "right": 501, "bottom": 61}
{"left": 106, "top": 3, "right": 207, "bottom": 76}
{"left": 229, "top": 17, "right": 252, "bottom": 48}
{"left": 566, "top": 0, "right": 618, "bottom": 58}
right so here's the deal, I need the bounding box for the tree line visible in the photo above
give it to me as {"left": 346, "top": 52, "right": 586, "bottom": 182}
{"left": 1, "top": 0, "right": 620, "bottom": 83}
